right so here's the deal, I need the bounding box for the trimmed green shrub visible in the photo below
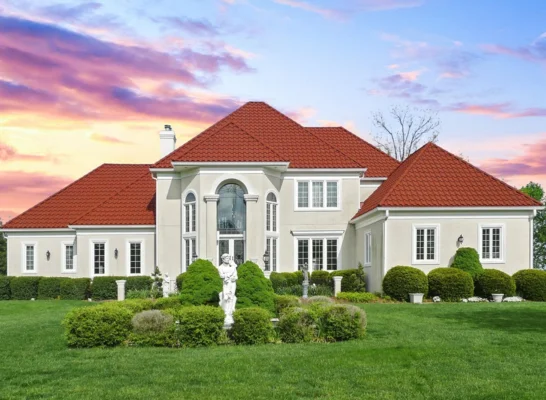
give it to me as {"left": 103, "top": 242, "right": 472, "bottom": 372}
{"left": 273, "top": 294, "right": 299, "bottom": 315}
{"left": 100, "top": 299, "right": 154, "bottom": 314}
{"left": 132, "top": 310, "right": 173, "bottom": 334}
{"left": 176, "top": 306, "right": 225, "bottom": 347}
{"left": 451, "top": 247, "right": 483, "bottom": 278}
{"left": 0, "top": 276, "right": 10, "bottom": 300}
{"left": 91, "top": 276, "right": 125, "bottom": 300}
{"left": 311, "top": 270, "right": 331, "bottom": 286}
{"left": 37, "top": 277, "right": 70, "bottom": 300}
{"left": 383, "top": 266, "right": 428, "bottom": 301}
{"left": 60, "top": 278, "right": 91, "bottom": 300}
{"left": 236, "top": 261, "right": 275, "bottom": 313}
{"left": 331, "top": 265, "right": 366, "bottom": 292}
{"left": 152, "top": 296, "right": 182, "bottom": 310}
{"left": 277, "top": 307, "right": 316, "bottom": 343}
{"left": 475, "top": 269, "right": 516, "bottom": 297}
{"left": 306, "top": 295, "right": 334, "bottom": 304}
{"left": 10, "top": 276, "right": 41, "bottom": 300}
{"left": 176, "top": 272, "right": 187, "bottom": 291}
{"left": 317, "top": 304, "right": 367, "bottom": 342}
{"left": 513, "top": 269, "right": 546, "bottom": 301}
{"left": 230, "top": 307, "right": 274, "bottom": 345}
{"left": 428, "top": 268, "right": 474, "bottom": 301}
{"left": 270, "top": 271, "right": 303, "bottom": 291}
{"left": 274, "top": 284, "right": 333, "bottom": 297}
{"left": 336, "top": 292, "right": 379, "bottom": 303}
{"left": 126, "top": 289, "right": 152, "bottom": 299}
{"left": 63, "top": 305, "right": 133, "bottom": 347}
{"left": 126, "top": 276, "right": 153, "bottom": 292}
{"left": 179, "top": 259, "right": 222, "bottom": 306}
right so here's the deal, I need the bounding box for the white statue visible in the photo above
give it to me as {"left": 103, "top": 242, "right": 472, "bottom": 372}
{"left": 162, "top": 273, "right": 170, "bottom": 298}
{"left": 218, "top": 253, "right": 238, "bottom": 326}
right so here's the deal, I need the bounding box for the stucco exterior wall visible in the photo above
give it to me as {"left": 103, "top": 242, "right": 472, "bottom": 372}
{"left": 355, "top": 218, "right": 385, "bottom": 293}
{"left": 156, "top": 176, "right": 182, "bottom": 277}
{"left": 359, "top": 182, "right": 383, "bottom": 203}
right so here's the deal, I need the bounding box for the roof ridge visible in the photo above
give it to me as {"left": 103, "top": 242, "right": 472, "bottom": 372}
{"left": 376, "top": 142, "right": 432, "bottom": 206}
{"left": 428, "top": 143, "right": 543, "bottom": 206}
{"left": 3, "top": 164, "right": 108, "bottom": 228}
{"left": 70, "top": 169, "right": 152, "bottom": 225}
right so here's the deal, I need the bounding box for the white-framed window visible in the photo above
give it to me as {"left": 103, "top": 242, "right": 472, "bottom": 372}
{"left": 265, "top": 191, "right": 279, "bottom": 272}
{"left": 295, "top": 180, "right": 340, "bottom": 210}
{"left": 183, "top": 191, "right": 198, "bottom": 272}
{"left": 90, "top": 240, "right": 108, "bottom": 276}
{"left": 266, "top": 192, "right": 278, "bottom": 233}
{"left": 21, "top": 242, "right": 37, "bottom": 273}
{"left": 62, "top": 241, "right": 76, "bottom": 273}
{"left": 265, "top": 237, "right": 278, "bottom": 272}
{"left": 126, "top": 240, "right": 144, "bottom": 275}
{"left": 183, "top": 237, "right": 197, "bottom": 271}
{"left": 364, "top": 231, "right": 372, "bottom": 266}
{"left": 479, "top": 224, "right": 505, "bottom": 263}
{"left": 412, "top": 225, "right": 439, "bottom": 264}
{"left": 295, "top": 236, "right": 340, "bottom": 271}
{"left": 183, "top": 192, "right": 197, "bottom": 234}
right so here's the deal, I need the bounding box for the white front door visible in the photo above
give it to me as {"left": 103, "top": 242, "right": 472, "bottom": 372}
{"left": 218, "top": 235, "right": 245, "bottom": 266}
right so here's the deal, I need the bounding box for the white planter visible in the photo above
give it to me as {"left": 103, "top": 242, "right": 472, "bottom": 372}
{"left": 492, "top": 293, "right": 504, "bottom": 303}
{"left": 409, "top": 293, "right": 424, "bottom": 304}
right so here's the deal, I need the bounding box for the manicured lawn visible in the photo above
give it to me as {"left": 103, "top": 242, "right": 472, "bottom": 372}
{"left": 1, "top": 301, "right": 545, "bottom": 399}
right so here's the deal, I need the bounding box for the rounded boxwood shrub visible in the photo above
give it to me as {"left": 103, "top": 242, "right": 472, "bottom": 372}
{"left": 38, "top": 277, "right": 70, "bottom": 300}
{"left": 63, "top": 305, "right": 133, "bottom": 347}
{"left": 230, "top": 307, "right": 274, "bottom": 345}
{"left": 513, "top": 269, "right": 546, "bottom": 301}
{"left": 236, "top": 261, "right": 275, "bottom": 313}
{"left": 331, "top": 266, "right": 366, "bottom": 292}
{"left": 305, "top": 295, "right": 334, "bottom": 304}
{"left": 176, "top": 272, "right": 187, "bottom": 291}
{"left": 91, "top": 276, "right": 125, "bottom": 300}
{"left": 101, "top": 299, "right": 154, "bottom": 314}
{"left": 274, "top": 294, "right": 300, "bottom": 315}
{"left": 10, "top": 276, "right": 41, "bottom": 300}
{"left": 428, "top": 268, "right": 474, "bottom": 301}
{"left": 451, "top": 247, "right": 483, "bottom": 278}
{"left": 0, "top": 276, "right": 11, "bottom": 300}
{"left": 336, "top": 292, "right": 379, "bottom": 303}
{"left": 311, "top": 270, "right": 331, "bottom": 286}
{"left": 318, "top": 304, "right": 367, "bottom": 342}
{"left": 270, "top": 271, "right": 303, "bottom": 292}
{"left": 277, "top": 307, "right": 316, "bottom": 343}
{"left": 60, "top": 278, "right": 91, "bottom": 300}
{"left": 382, "top": 266, "right": 428, "bottom": 301}
{"left": 474, "top": 269, "right": 516, "bottom": 297}
{"left": 179, "top": 259, "right": 222, "bottom": 306}
{"left": 176, "top": 305, "right": 225, "bottom": 347}
{"left": 126, "top": 276, "right": 153, "bottom": 292}
{"left": 131, "top": 310, "right": 173, "bottom": 334}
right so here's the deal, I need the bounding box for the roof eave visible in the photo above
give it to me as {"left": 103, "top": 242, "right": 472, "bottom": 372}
{"left": 171, "top": 161, "right": 290, "bottom": 172}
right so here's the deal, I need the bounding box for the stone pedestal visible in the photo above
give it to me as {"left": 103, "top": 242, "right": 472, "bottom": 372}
{"left": 115, "top": 280, "right": 126, "bottom": 301}
{"left": 263, "top": 271, "right": 272, "bottom": 279}
{"left": 333, "top": 276, "right": 343, "bottom": 297}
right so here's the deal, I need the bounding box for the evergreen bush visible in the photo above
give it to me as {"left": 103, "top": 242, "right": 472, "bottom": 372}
{"left": 513, "top": 269, "right": 546, "bottom": 301}
{"left": 152, "top": 296, "right": 182, "bottom": 310}
{"left": 273, "top": 294, "right": 300, "bottom": 315}
{"left": 382, "top": 266, "right": 428, "bottom": 301}
{"left": 179, "top": 259, "right": 222, "bottom": 306}
{"left": 318, "top": 304, "right": 367, "bottom": 342}
{"left": 91, "top": 276, "right": 125, "bottom": 300}
{"left": 126, "top": 276, "right": 153, "bottom": 292}
{"left": 336, "top": 292, "right": 379, "bottom": 303}
{"left": 37, "top": 277, "right": 70, "bottom": 300}
{"left": 331, "top": 265, "right": 366, "bottom": 292}
{"left": 277, "top": 307, "right": 316, "bottom": 343}
{"left": 0, "top": 276, "right": 10, "bottom": 300}
{"left": 270, "top": 271, "right": 303, "bottom": 291}
{"left": 176, "top": 305, "right": 225, "bottom": 347}
{"left": 131, "top": 310, "right": 173, "bottom": 334}
{"left": 236, "top": 261, "right": 275, "bottom": 314}
{"left": 475, "top": 269, "right": 516, "bottom": 297}
{"left": 60, "top": 278, "right": 91, "bottom": 300}
{"left": 310, "top": 270, "right": 331, "bottom": 286}
{"left": 428, "top": 268, "right": 474, "bottom": 301}
{"left": 10, "top": 276, "right": 41, "bottom": 300}
{"left": 451, "top": 247, "right": 483, "bottom": 278}
{"left": 176, "top": 272, "right": 187, "bottom": 291}
{"left": 230, "top": 307, "right": 274, "bottom": 345}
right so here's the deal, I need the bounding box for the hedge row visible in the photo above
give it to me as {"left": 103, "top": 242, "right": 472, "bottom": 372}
{"left": 270, "top": 268, "right": 366, "bottom": 293}
{"left": 0, "top": 276, "right": 152, "bottom": 300}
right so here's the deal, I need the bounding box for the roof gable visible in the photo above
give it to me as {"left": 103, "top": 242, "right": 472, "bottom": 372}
{"left": 353, "top": 142, "right": 542, "bottom": 219}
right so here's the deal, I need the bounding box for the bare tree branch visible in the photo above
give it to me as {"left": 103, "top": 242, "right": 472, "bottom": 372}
{"left": 371, "top": 105, "right": 441, "bottom": 161}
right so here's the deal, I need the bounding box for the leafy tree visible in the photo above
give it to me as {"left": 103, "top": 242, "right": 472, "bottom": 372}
{"left": 520, "top": 182, "right": 546, "bottom": 270}
{"left": 371, "top": 105, "right": 440, "bottom": 161}
{"left": 0, "top": 220, "right": 6, "bottom": 275}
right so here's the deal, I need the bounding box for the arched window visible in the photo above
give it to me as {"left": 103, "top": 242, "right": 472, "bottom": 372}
{"left": 183, "top": 192, "right": 197, "bottom": 271}
{"left": 184, "top": 193, "right": 196, "bottom": 233}
{"left": 266, "top": 192, "right": 277, "bottom": 232}
{"left": 217, "top": 183, "right": 246, "bottom": 234}
{"left": 265, "top": 192, "right": 278, "bottom": 272}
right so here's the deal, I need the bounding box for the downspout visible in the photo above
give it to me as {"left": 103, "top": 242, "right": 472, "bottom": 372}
{"left": 530, "top": 209, "right": 536, "bottom": 269}
{"left": 382, "top": 210, "right": 390, "bottom": 281}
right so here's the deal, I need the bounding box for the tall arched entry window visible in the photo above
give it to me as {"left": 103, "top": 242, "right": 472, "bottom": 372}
{"left": 182, "top": 192, "right": 197, "bottom": 271}
{"left": 217, "top": 183, "right": 246, "bottom": 265}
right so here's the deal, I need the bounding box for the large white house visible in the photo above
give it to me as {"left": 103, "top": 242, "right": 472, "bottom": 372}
{"left": 2, "top": 102, "right": 542, "bottom": 292}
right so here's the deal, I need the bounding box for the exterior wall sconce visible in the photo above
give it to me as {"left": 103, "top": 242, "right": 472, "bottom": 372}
{"left": 114, "top": 248, "right": 119, "bottom": 259}
{"left": 192, "top": 251, "right": 198, "bottom": 263}
{"left": 46, "top": 251, "right": 50, "bottom": 261}
{"left": 263, "top": 249, "right": 270, "bottom": 271}
{"left": 458, "top": 235, "right": 464, "bottom": 245}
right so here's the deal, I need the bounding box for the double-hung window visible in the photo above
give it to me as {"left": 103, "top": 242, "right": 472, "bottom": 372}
{"left": 480, "top": 225, "right": 504, "bottom": 262}
{"left": 413, "top": 225, "right": 439, "bottom": 264}
{"left": 93, "top": 242, "right": 106, "bottom": 275}
{"left": 296, "top": 180, "right": 339, "bottom": 210}
{"left": 364, "top": 231, "right": 372, "bottom": 265}
{"left": 128, "top": 241, "right": 143, "bottom": 275}
{"left": 183, "top": 192, "right": 198, "bottom": 271}
{"left": 62, "top": 241, "right": 76, "bottom": 273}
{"left": 296, "top": 237, "right": 339, "bottom": 271}
{"left": 22, "top": 243, "right": 36, "bottom": 273}
{"left": 265, "top": 192, "right": 279, "bottom": 271}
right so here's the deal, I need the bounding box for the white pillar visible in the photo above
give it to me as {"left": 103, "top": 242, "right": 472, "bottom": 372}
{"left": 115, "top": 280, "right": 126, "bottom": 301}
{"left": 333, "top": 276, "right": 343, "bottom": 297}
{"left": 243, "top": 194, "right": 259, "bottom": 265}
{"left": 204, "top": 195, "right": 219, "bottom": 263}
{"left": 159, "top": 125, "right": 176, "bottom": 157}
{"left": 263, "top": 271, "right": 272, "bottom": 279}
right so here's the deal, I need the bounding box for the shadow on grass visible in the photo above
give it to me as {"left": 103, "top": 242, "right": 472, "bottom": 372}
{"left": 441, "top": 304, "right": 546, "bottom": 333}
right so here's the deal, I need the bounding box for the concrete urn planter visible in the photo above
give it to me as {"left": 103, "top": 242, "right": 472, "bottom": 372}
{"left": 491, "top": 293, "right": 504, "bottom": 303}
{"left": 409, "top": 293, "right": 424, "bottom": 304}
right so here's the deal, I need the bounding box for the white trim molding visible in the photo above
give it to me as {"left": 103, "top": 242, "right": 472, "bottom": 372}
{"left": 364, "top": 230, "right": 372, "bottom": 266}
{"left": 478, "top": 223, "right": 506, "bottom": 264}
{"left": 291, "top": 230, "right": 345, "bottom": 237}
{"left": 21, "top": 241, "right": 38, "bottom": 274}
{"left": 412, "top": 224, "right": 440, "bottom": 265}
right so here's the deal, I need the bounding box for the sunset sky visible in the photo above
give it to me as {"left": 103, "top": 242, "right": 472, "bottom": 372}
{"left": 1, "top": 0, "right": 545, "bottom": 222}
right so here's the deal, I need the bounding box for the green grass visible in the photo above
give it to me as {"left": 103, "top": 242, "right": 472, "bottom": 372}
{"left": 1, "top": 301, "right": 546, "bottom": 400}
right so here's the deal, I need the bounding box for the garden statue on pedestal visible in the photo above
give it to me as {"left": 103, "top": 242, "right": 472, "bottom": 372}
{"left": 218, "top": 254, "right": 238, "bottom": 326}
{"left": 162, "top": 273, "right": 170, "bottom": 298}
{"left": 302, "top": 262, "right": 309, "bottom": 299}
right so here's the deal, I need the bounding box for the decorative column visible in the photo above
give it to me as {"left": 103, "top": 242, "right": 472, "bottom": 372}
{"left": 204, "top": 194, "right": 219, "bottom": 263}
{"left": 115, "top": 280, "right": 126, "bottom": 301}
{"left": 333, "top": 276, "right": 343, "bottom": 297}
{"left": 243, "top": 194, "right": 259, "bottom": 265}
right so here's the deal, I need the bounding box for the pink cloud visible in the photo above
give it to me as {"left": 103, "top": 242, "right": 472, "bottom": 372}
{"left": 285, "top": 107, "right": 316, "bottom": 123}
{"left": 0, "top": 142, "right": 54, "bottom": 162}
{"left": 480, "top": 139, "right": 546, "bottom": 179}
{"left": 482, "top": 36, "right": 546, "bottom": 64}
{"left": 273, "top": 0, "right": 344, "bottom": 20}
{"left": 89, "top": 133, "right": 133, "bottom": 145}
{"left": 448, "top": 102, "right": 546, "bottom": 119}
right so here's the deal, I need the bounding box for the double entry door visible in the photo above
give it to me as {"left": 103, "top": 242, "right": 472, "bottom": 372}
{"left": 218, "top": 235, "right": 245, "bottom": 266}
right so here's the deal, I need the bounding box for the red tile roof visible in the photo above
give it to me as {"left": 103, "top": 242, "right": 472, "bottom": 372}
{"left": 3, "top": 164, "right": 153, "bottom": 228}
{"left": 352, "top": 142, "right": 542, "bottom": 220}
{"left": 154, "top": 102, "right": 396, "bottom": 171}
